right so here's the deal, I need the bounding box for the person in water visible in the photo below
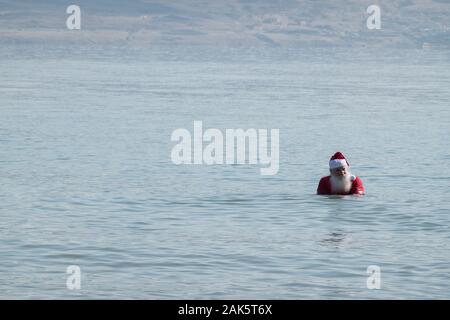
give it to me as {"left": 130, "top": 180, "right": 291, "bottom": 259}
{"left": 317, "top": 152, "right": 365, "bottom": 195}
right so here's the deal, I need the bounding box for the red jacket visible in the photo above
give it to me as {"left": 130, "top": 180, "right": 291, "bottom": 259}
{"left": 317, "top": 175, "right": 365, "bottom": 195}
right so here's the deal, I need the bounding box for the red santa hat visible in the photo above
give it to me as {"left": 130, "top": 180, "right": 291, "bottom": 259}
{"left": 329, "top": 152, "right": 350, "bottom": 169}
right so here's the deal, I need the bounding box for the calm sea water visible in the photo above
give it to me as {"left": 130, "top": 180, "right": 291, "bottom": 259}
{"left": 1, "top": 46, "right": 449, "bottom": 299}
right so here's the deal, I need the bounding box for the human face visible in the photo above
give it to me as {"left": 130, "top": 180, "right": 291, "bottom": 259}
{"left": 330, "top": 165, "right": 348, "bottom": 177}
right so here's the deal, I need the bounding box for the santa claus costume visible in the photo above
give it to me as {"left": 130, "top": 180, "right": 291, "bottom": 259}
{"left": 317, "top": 152, "right": 365, "bottom": 195}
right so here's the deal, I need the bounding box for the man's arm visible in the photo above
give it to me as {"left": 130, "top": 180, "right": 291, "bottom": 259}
{"left": 317, "top": 177, "right": 330, "bottom": 195}
{"left": 351, "top": 177, "right": 365, "bottom": 195}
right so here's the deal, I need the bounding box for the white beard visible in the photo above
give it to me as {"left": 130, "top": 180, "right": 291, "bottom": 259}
{"left": 330, "top": 173, "right": 353, "bottom": 195}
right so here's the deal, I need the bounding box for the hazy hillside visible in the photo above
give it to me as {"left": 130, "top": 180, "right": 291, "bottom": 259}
{"left": 0, "top": 0, "right": 449, "bottom": 48}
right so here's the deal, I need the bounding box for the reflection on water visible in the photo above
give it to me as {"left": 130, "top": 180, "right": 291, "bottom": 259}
{"left": 320, "top": 232, "right": 353, "bottom": 249}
